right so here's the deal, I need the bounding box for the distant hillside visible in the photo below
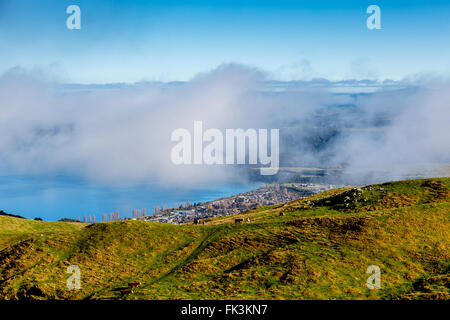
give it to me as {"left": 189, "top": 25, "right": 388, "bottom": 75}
{"left": 0, "top": 210, "right": 25, "bottom": 219}
{"left": 0, "top": 215, "right": 85, "bottom": 251}
{"left": 0, "top": 178, "right": 448, "bottom": 300}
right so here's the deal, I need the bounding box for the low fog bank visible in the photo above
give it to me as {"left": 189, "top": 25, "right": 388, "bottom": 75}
{"left": 0, "top": 65, "right": 449, "bottom": 188}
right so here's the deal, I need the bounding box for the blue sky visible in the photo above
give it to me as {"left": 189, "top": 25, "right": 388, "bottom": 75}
{"left": 1, "top": 0, "right": 450, "bottom": 83}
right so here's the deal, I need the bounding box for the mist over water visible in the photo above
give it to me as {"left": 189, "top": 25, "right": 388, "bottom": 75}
{"left": 0, "top": 65, "right": 449, "bottom": 219}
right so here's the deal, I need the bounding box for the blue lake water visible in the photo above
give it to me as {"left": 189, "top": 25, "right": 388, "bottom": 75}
{"left": 0, "top": 176, "right": 260, "bottom": 221}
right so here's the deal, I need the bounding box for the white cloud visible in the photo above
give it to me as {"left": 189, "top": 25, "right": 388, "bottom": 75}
{"left": 0, "top": 65, "right": 449, "bottom": 188}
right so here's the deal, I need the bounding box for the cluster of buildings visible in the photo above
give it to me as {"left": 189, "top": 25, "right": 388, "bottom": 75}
{"left": 133, "top": 183, "right": 337, "bottom": 224}
{"left": 75, "top": 183, "right": 337, "bottom": 225}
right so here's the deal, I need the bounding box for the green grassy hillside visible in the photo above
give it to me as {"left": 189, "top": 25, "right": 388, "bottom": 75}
{"left": 0, "top": 216, "right": 85, "bottom": 251}
{"left": 0, "top": 178, "right": 449, "bottom": 300}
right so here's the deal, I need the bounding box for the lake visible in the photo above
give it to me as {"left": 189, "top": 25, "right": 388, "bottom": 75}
{"left": 0, "top": 175, "right": 260, "bottom": 221}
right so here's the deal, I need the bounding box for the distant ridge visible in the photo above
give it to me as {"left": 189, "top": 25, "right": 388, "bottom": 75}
{"left": 0, "top": 210, "right": 25, "bottom": 219}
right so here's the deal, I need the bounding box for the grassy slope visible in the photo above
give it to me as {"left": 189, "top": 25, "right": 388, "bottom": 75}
{"left": 0, "top": 178, "right": 449, "bottom": 300}
{"left": 0, "top": 216, "right": 85, "bottom": 251}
